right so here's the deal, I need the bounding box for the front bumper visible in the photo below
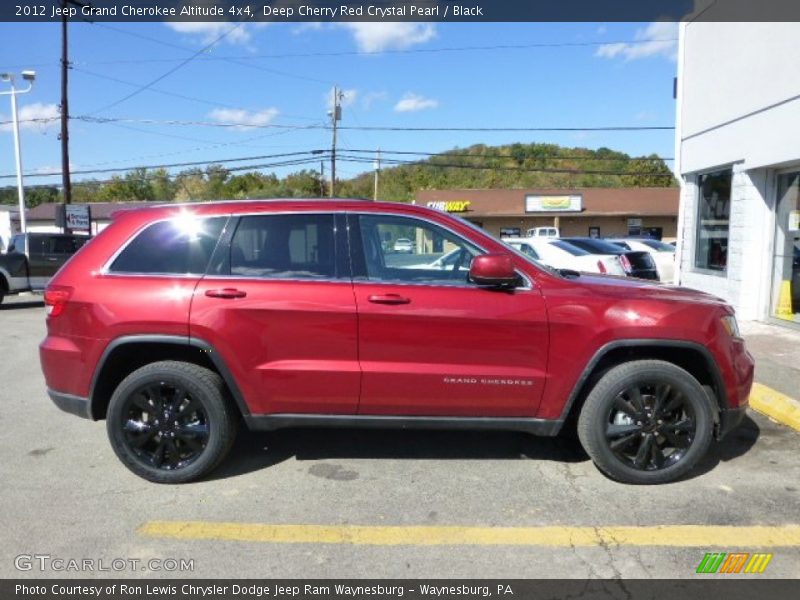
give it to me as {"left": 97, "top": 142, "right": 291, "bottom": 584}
{"left": 716, "top": 405, "right": 747, "bottom": 440}
{"left": 48, "top": 389, "right": 92, "bottom": 420}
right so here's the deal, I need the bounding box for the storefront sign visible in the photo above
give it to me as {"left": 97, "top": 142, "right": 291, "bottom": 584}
{"left": 525, "top": 194, "right": 582, "bottom": 212}
{"left": 65, "top": 204, "right": 91, "bottom": 232}
{"left": 426, "top": 200, "right": 471, "bottom": 213}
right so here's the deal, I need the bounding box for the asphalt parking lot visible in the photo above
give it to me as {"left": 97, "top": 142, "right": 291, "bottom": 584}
{"left": 1, "top": 294, "right": 799, "bottom": 579}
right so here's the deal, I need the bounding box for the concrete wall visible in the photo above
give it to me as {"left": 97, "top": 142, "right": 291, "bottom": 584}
{"left": 676, "top": 22, "right": 800, "bottom": 322}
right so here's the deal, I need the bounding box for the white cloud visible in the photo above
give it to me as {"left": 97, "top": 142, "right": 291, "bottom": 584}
{"left": 394, "top": 93, "right": 439, "bottom": 113}
{"left": 0, "top": 103, "right": 60, "bottom": 133}
{"left": 165, "top": 22, "right": 267, "bottom": 46}
{"left": 208, "top": 107, "right": 279, "bottom": 130}
{"left": 324, "top": 87, "right": 358, "bottom": 110}
{"left": 337, "top": 23, "right": 436, "bottom": 52}
{"left": 595, "top": 21, "right": 678, "bottom": 61}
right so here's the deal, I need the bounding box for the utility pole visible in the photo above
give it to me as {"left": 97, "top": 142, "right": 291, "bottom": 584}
{"left": 319, "top": 160, "right": 325, "bottom": 197}
{"left": 60, "top": 3, "right": 71, "bottom": 208}
{"left": 59, "top": 0, "right": 86, "bottom": 209}
{"left": 373, "top": 148, "right": 381, "bottom": 201}
{"left": 328, "top": 87, "right": 343, "bottom": 198}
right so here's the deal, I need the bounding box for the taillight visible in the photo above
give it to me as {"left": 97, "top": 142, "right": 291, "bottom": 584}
{"left": 44, "top": 285, "right": 73, "bottom": 317}
{"left": 619, "top": 254, "right": 632, "bottom": 274}
{"left": 597, "top": 260, "right": 607, "bottom": 274}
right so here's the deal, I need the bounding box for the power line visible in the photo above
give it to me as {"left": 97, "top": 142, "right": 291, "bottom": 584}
{"left": 0, "top": 156, "right": 327, "bottom": 192}
{"left": 69, "top": 115, "right": 675, "bottom": 132}
{"left": 0, "top": 150, "right": 329, "bottom": 180}
{"left": 91, "top": 23, "right": 334, "bottom": 86}
{"left": 340, "top": 148, "right": 674, "bottom": 162}
{"left": 86, "top": 22, "right": 246, "bottom": 115}
{"left": 30, "top": 37, "right": 679, "bottom": 67}
{"left": 337, "top": 155, "right": 675, "bottom": 179}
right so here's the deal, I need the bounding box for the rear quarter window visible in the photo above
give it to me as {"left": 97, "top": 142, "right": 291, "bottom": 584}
{"left": 109, "top": 217, "right": 225, "bottom": 275}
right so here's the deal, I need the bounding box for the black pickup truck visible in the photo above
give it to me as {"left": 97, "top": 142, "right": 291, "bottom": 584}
{"left": 0, "top": 232, "right": 89, "bottom": 304}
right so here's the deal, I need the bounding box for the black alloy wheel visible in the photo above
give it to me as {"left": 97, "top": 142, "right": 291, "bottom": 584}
{"left": 578, "top": 359, "right": 714, "bottom": 484}
{"left": 106, "top": 361, "right": 237, "bottom": 483}
{"left": 120, "top": 382, "right": 210, "bottom": 471}
{"left": 604, "top": 383, "right": 696, "bottom": 471}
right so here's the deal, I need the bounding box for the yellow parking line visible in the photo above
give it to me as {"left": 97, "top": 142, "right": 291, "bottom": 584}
{"left": 138, "top": 522, "right": 800, "bottom": 547}
{"left": 750, "top": 382, "right": 800, "bottom": 432}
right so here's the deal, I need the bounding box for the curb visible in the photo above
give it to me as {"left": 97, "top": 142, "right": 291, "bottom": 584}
{"left": 749, "top": 382, "right": 800, "bottom": 432}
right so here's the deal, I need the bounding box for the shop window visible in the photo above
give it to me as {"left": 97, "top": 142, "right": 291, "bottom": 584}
{"left": 695, "top": 169, "right": 732, "bottom": 272}
{"left": 772, "top": 172, "right": 800, "bottom": 324}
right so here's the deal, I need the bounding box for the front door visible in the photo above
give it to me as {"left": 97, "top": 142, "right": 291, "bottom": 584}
{"left": 191, "top": 213, "right": 360, "bottom": 415}
{"left": 349, "top": 213, "right": 548, "bottom": 417}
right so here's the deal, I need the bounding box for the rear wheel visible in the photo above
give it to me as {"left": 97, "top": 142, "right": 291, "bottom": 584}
{"left": 577, "top": 360, "right": 714, "bottom": 484}
{"left": 106, "top": 361, "right": 237, "bottom": 483}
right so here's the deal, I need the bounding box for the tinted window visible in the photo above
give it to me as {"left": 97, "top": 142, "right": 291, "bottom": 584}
{"left": 110, "top": 217, "right": 225, "bottom": 275}
{"left": 695, "top": 168, "right": 731, "bottom": 271}
{"left": 550, "top": 240, "right": 590, "bottom": 256}
{"left": 356, "top": 215, "right": 481, "bottom": 286}
{"left": 47, "top": 236, "right": 89, "bottom": 254}
{"left": 564, "top": 238, "right": 624, "bottom": 255}
{"left": 229, "top": 214, "right": 335, "bottom": 279}
{"left": 611, "top": 241, "right": 632, "bottom": 251}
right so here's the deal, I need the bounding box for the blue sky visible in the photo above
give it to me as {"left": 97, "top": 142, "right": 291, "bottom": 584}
{"left": 0, "top": 21, "right": 679, "bottom": 187}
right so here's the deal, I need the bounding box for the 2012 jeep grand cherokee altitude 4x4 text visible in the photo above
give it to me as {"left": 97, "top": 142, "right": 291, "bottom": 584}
{"left": 39, "top": 200, "right": 754, "bottom": 484}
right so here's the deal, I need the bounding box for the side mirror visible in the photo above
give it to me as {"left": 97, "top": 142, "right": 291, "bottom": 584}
{"left": 469, "top": 253, "right": 519, "bottom": 288}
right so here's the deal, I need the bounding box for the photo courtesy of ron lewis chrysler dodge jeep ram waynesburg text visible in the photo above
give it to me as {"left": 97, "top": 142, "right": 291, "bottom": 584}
{"left": 39, "top": 200, "right": 754, "bottom": 484}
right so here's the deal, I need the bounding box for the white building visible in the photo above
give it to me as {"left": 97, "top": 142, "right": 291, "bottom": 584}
{"left": 675, "top": 22, "right": 800, "bottom": 328}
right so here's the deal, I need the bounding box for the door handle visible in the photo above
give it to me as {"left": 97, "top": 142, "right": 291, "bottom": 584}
{"left": 368, "top": 293, "right": 411, "bottom": 305}
{"left": 46, "top": 257, "right": 59, "bottom": 262}
{"left": 205, "top": 288, "right": 247, "bottom": 299}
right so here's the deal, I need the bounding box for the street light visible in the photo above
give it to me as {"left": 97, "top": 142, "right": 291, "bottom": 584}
{"left": 0, "top": 70, "right": 36, "bottom": 234}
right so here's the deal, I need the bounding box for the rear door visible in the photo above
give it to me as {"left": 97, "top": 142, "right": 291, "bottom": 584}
{"left": 25, "top": 234, "right": 52, "bottom": 289}
{"left": 349, "top": 212, "right": 548, "bottom": 417}
{"left": 190, "top": 212, "right": 359, "bottom": 415}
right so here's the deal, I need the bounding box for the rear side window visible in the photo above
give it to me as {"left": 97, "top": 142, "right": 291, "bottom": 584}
{"left": 228, "top": 214, "right": 335, "bottom": 279}
{"left": 47, "top": 236, "right": 89, "bottom": 254}
{"left": 110, "top": 217, "right": 225, "bottom": 275}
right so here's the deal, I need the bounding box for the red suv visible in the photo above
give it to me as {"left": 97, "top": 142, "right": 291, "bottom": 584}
{"left": 39, "top": 200, "right": 754, "bottom": 484}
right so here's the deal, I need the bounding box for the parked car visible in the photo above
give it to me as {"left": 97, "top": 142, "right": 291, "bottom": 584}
{"left": 0, "top": 232, "right": 90, "bottom": 304}
{"left": 40, "top": 200, "right": 753, "bottom": 485}
{"left": 504, "top": 237, "right": 626, "bottom": 276}
{"left": 393, "top": 238, "right": 414, "bottom": 253}
{"left": 608, "top": 238, "right": 677, "bottom": 284}
{"left": 562, "top": 237, "right": 659, "bottom": 281}
{"left": 525, "top": 226, "right": 559, "bottom": 238}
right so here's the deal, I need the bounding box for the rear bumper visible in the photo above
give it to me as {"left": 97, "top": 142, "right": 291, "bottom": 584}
{"left": 48, "top": 389, "right": 92, "bottom": 420}
{"left": 716, "top": 405, "right": 747, "bottom": 440}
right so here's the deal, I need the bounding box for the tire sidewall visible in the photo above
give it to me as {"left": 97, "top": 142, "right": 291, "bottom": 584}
{"left": 579, "top": 362, "right": 714, "bottom": 484}
{"left": 106, "top": 363, "right": 230, "bottom": 484}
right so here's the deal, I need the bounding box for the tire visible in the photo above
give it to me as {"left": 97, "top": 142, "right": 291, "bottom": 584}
{"left": 577, "top": 360, "right": 714, "bottom": 485}
{"left": 106, "top": 361, "right": 238, "bottom": 484}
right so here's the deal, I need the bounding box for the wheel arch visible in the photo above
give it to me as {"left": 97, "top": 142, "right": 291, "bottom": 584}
{"left": 89, "top": 335, "right": 249, "bottom": 420}
{"left": 560, "top": 340, "right": 728, "bottom": 428}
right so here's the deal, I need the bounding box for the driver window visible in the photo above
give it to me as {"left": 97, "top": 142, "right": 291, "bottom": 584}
{"left": 357, "top": 215, "right": 482, "bottom": 286}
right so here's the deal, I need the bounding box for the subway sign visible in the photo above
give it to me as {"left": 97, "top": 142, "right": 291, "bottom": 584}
{"left": 525, "top": 194, "right": 582, "bottom": 213}
{"left": 426, "top": 201, "right": 471, "bottom": 213}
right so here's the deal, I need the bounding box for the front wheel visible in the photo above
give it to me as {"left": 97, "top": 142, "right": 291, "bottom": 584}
{"left": 577, "top": 360, "right": 714, "bottom": 484}
{"left": 106, "top": 361, "right": 237, "bottom": 483}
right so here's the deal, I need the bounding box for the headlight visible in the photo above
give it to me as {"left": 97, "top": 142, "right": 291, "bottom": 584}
{"left": 721, "top": 315, "right": 742, "bottom": 339}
